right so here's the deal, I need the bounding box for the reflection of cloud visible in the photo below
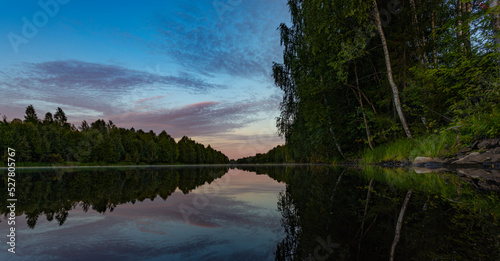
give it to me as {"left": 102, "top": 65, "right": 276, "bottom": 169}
{"left": 14, "top": 171, "right": 284, "bottom": 261}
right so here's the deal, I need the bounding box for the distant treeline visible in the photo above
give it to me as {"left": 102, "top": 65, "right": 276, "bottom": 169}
{"left": 0, "top": 105, "right": 229, "bottom": 164}
{"left": 236, "top": 145, "right": 289, "bottom": 164}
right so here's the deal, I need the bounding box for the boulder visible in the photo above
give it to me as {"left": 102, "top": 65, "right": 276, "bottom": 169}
{"left": 477, "top": 138, "right": 500, "bottom": 149}
{"left": 413, "top": 156, "right": 447, "bottom": 168}
{"left": 458, "top": 146, "right": 472, "bottom": 154}
{"left": 493, "top": 147, "right": 500, "bottom": 154}
{"left": 412, "top": 156, "right": 433, "bottom": 166}
{"left": 425, "top": 161, "right": 446, "bottom": 169}
{"left": 476, "top": 180, "right": 500, "bottom": 192}
{"left": 413, "top": 167, "right": 434, "bottom": 174}
{"left": 452, "top": 152, "right": 483, "bottom": 165}
{"left": 456, "top": 168, "right": 489, "bottom": 178}
{"left": 413, "top": 167, "right": 447, "bottom": 174}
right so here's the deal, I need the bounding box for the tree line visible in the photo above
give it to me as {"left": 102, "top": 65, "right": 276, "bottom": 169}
{"left": 0, "top": 105, "right": 229, "bottom": 164}
{"left": 262, "top": 0, "right": 500, "bottom": 163}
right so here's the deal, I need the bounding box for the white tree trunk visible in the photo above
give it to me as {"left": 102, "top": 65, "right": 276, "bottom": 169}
{"left": 373, "top": 0, "right": 413, "bottom": 139}
{"left": 389, "top": 189, "right": 413, "bottom": 261}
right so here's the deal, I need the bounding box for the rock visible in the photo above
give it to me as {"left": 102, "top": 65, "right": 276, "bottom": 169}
{"left": 452, "top": 152, "right": 484, "bottom": 165}
{"left": 413, "top": 156, "right": 433, "bottom": 165}
{"left": 476, "top": 180, "right": 500, "bottom": 192}
{"left": 457, "top": 168, "right": 489, "bottom": 178}
{"left": 425, "top": 161, "right": 444, "bottom": 169}
{"left": 414, "top": 167, "right": 448, "bottom": 173}
{"left": 477, "top": 139, "right": 500, "bottom": 149}
{"left": 458, "top": 146, "right": 472, "bottom": 154}
{"left": 413, "top": 167, "right": 434, "bottom": 174}
{"left": 493, "top": 147, "right": 500, "bottom": 154}
{"left": 412, "top": 156, "right": 446, "bottom": 167}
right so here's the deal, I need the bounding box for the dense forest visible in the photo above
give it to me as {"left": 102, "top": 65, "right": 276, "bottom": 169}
{"left": 0, "top": 106, "right": 229, "bottom": 164}
{"left": 247, "top": 0, "right": 500, "bottom": 163}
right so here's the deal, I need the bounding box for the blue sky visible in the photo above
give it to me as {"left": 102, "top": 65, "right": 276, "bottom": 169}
{"left": 0, "top": 0, "right": 290, "bottom": 159}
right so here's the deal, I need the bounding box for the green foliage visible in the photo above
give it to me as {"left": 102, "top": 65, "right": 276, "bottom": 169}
{"left": 457, "top": 106, "right": 500, "bottom": 143}
{"left": 266, "top": 0, "right": 500, "bottom": 163}
{"left": 0, "top": 106, "right": 229, "bottom": 165}
{"left": 236, "top": 145, "right": 290, "bottom": 164}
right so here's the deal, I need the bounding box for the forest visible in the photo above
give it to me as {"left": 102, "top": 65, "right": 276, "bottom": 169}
{"left": 244, "top": 0, "right": 500, "bottom": 163}
{"left": 0, "top": 105, "right": 229, "bottom": 165}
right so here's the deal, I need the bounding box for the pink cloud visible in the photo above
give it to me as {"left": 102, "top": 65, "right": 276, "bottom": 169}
{"left": 135, "top": 95, "right": 165, "bottom": 104}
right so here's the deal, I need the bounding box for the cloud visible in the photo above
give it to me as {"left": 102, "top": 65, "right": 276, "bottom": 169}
{"left": 155, "top": 0, "right": 288, "bottom": 77}
{"left": 0, "top": 60, "right": 225, "bottom": 118}
{"left": 4, "top": 60, "right": 222, "bottom": 93}
{"left": 136, "top": 95, "right": 165, "bottom": 104}
{"left": 110, "top": 97, "right": 279, "bottom": 137}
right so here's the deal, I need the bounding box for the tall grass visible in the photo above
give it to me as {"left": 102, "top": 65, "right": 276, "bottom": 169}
{"left": 360, "top": 130, "right": 458, "bottom": 164}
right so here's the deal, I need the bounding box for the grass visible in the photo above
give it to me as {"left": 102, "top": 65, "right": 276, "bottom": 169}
{"left": 359, "top": 166, "right": 500, "bottom": 220}
{"left": 360, "top": 105, "right": 500, "bottom": 165}
{"left": 360, "top": 130, "right": 460, "bottom": 164}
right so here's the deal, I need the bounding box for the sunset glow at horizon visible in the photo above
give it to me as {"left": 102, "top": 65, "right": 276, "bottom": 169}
{"left": 0, "top": 0, "right": 290, "bottom": 159}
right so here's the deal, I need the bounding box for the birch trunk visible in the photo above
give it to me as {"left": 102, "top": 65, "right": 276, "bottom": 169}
{"left": 373, "top": 0, "right": 413, "bottom": 139}
{"left": 389, "top": 189, "right": 413, "bottom": 261}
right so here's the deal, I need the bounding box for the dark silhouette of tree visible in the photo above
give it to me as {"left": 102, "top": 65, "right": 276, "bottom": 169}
{"left": 24, "top": 105, "right": 39, "bottom": 124}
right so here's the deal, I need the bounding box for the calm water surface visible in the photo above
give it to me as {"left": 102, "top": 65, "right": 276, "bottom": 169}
{"left": 1, "top": 166, "right": 499, "bottom": 260}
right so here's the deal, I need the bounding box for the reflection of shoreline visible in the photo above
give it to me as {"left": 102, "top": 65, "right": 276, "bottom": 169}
{"left": 271, "top": 166, "right": 500, "bottom": 261}
{"left": 0, "top": 164, "right": 236, "bottom": 170}
{"left": 0, "top": 167, "right": 229, "bottom": 228}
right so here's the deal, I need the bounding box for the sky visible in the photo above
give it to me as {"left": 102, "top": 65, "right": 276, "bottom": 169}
{"left": 0, "top": 0, "right": 290, "bottom": 160}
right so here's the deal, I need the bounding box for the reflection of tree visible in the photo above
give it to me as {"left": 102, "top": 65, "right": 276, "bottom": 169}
{"left": 237, "top": 166, "right": 500, "bottom": 261}
{"left": 275, "top": 190, "right": 300, "bottom": 260}
{"left": 0, "top": 167, "right": 228, "bottom": 228}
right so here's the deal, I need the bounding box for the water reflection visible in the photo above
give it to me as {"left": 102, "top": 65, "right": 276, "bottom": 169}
{"left": 0, "top": 166, "right": 228, "bottom": 229}
{"left": 1, "top": 166, "right": 499, "bottom": 260}
{"left": 239, "top": 166, "right": 500, "bottom": 261}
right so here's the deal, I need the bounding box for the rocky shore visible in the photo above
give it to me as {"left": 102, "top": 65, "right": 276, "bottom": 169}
{"left": 378, "top": 138, "right": 500, "bottom": 191}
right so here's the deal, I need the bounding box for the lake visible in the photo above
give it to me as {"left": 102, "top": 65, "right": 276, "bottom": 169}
{"left": 1, "top": 165, "right": 499, "bottom": 260}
